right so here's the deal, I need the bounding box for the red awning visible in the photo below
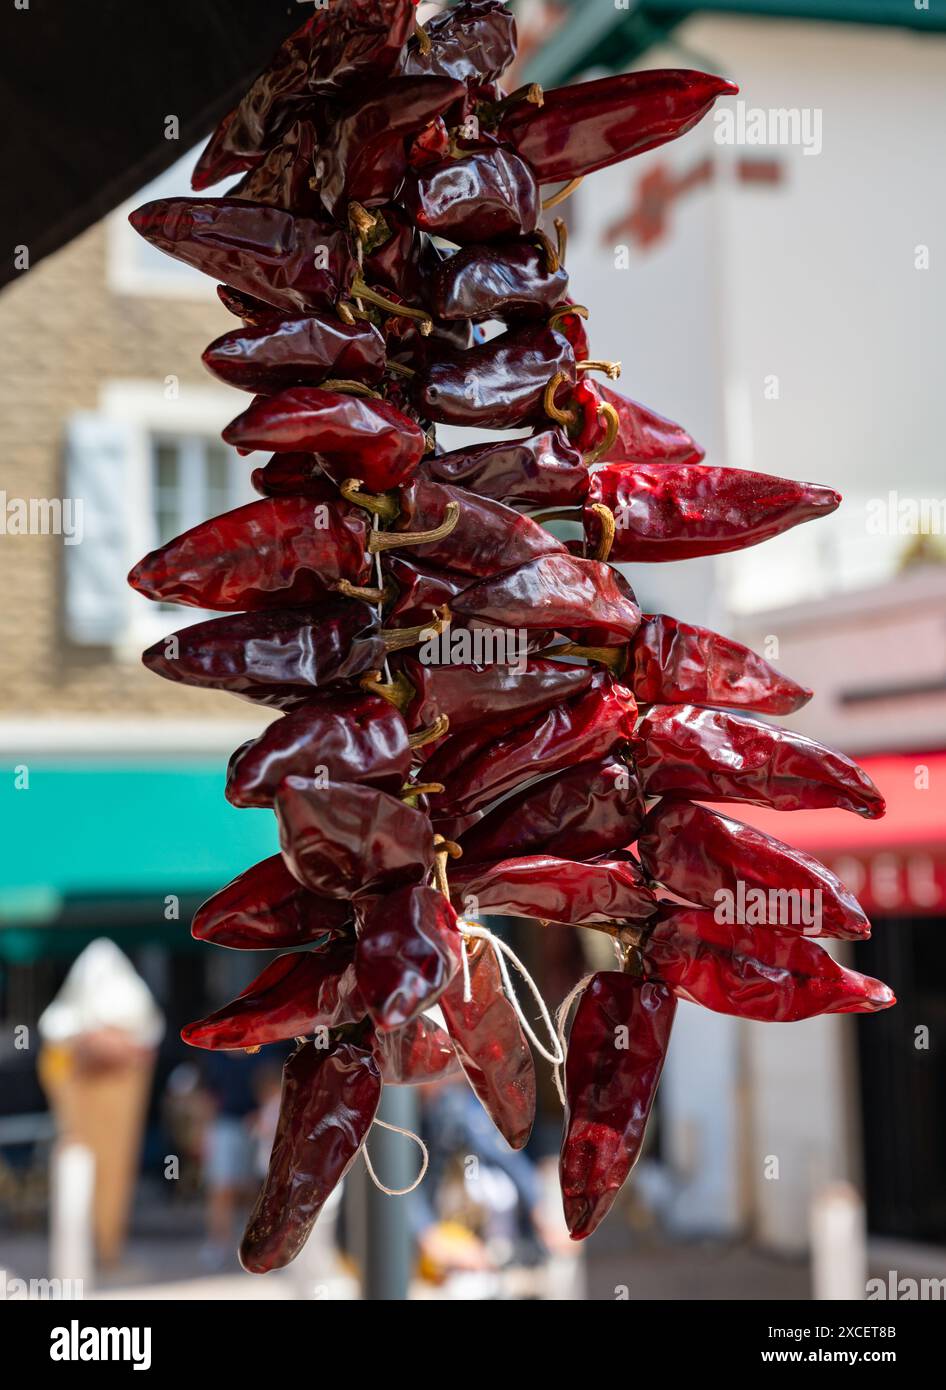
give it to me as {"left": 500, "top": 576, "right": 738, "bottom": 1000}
{"left": 707, "top": 752, "right": 946, "bottom": 917}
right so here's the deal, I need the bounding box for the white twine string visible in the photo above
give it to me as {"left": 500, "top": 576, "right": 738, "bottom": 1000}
{"left": 460, "top": 922, "right": 565, "bottom": 1070}
{"left": 373, "top": 513, "right": 394, "bottom": 685}
{"left": 553, "top": 972, "right": 597, "bottom": 1107}
{"left": 459, "top": 934, "right": 473, "bottom": 1005}
{"left": 362, "top": 1117, "right": 430, "bottom": 1197}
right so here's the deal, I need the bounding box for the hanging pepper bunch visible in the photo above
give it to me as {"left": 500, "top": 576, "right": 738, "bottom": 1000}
{"left": 129, "top": 0, "right": 894, "bottom": 1264}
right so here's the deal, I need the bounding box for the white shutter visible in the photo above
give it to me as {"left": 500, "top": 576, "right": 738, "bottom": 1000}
{"left": 64, "top": 413, "right": 136, "bottom": 645}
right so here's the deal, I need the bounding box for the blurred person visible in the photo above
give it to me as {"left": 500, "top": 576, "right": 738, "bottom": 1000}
{"left": 199, "top": 1051, "right": 260, "bottom": 1270}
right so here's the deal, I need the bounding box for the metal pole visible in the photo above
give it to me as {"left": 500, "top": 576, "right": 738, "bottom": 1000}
{"left": 363, "top": 1087, "right": 418, "bottom": 1301}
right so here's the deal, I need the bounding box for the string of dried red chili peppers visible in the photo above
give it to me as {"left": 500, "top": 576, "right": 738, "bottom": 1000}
{"left": 129, "top": 0, "right": 894, "bottom": 1265}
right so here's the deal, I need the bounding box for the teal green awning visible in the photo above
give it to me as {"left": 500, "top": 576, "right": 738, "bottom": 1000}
{"left": 0, "top": 762, "right": 278, "bottom": 922}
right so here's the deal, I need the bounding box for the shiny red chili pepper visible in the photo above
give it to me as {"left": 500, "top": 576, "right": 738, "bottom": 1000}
{"left": 424, "top": 673, "right": 638, "bottom": 818}
{"left": 276, "top": 777, "right": 436, "bottom": 899}
{"left": 399, "top": 1, "right": 517, "bottom": 85}
{"left": 422, "top": 429, "right": 590, "bottom": 507}
{"left": 217, "top": 283, "right": 284, "bottom": 326}
{"left": 226, "top": 692, "right": 411, "bottom": 809}
{"left": 317, "top": 77, "right": 467, "bottom": 216}
{"left": 630, "top": 613, "right": 812, "bottom": 715}
{"left": 644, "top": 905, "right": 895, "bottom": 1022}
{"left": 128, "top": 496, "right": 371, "bottom": 612}
{"left": 404, "top": 146, "right": 540, "bottom": 243}
{"left": 456, "top": 755, "right": 646, "bottom": 865}
{"left": 597, "top": 382, "right": 704, "bottom": 465}
{"left": 182, "top": 944, "right": 365, "bottom": 1050}
{"left": 383, "top": 554, "right": 470, "bottom": 630}
{"left": 240, "top": 1039, "right": 382, "bottom": 1275}
{"left": 561, "top": 972, "right": 676, "bottom": 1240}
{"left": 390, "top": 478, "right": 565, "bottom": 576}
{"left": 361, "top": 205, "right": 435, "bottom": 301}
{"left": 356, "top": 883, "right": 461, "bottom": 1031}
{"left": 638, "top": 704, "right": 886, "bottom": 818}
{"left": 193, "top": 0, "right": 418, "bottom": 188}
{"left": 499, "top": 70, "right": 737, "bottom": 183}
{"left": 251, "top": 453, "right": 330, "bottom": 499}
{"left": 191, "top": 854, "right": 352, "bottom": 951}
{"left": 202, "top": 315, "right": 387, "bottom": 394}
{"left": 637, "top": 800, "right": 872, "bottom": 941}
{"left": 415, "top": 324, "right": 575, "bottom": 429}
{"left": 142, "top": 599, "right": 386, "bottom": 708}
{"left": 587, "top": 462, "right": 841, "bottom": 562}
{"left": 453, "top": 554, "right": 642, "bottom": 645}
{"left": 231, "top": 119, "right": 324, "bottom": 217}
{"left": 425, "top": 238, "right": 570, "bottom": 322}
{"left": 450, "top": 854, "right": 657, "bottom": 927}
{"left": 223, "top": 388, "right": 427, "bottom": 493}
{"left": 128, "top": 199, "right": 357, "bottom": 316}
{"left": 372, "top": 1015, "right": 461, "bottom": 1085}
{"left": 440, "top": 938, "right": 537, "bottom": 1150}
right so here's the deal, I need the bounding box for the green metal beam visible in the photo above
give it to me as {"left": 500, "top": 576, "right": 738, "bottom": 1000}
{"left": 644, "top": 0, "right": 946, "bottom": 27}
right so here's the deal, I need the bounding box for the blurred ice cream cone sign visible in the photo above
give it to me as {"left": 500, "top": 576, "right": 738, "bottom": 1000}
{"left": 38, "top": 939, "right": 164, "bottom": 1266}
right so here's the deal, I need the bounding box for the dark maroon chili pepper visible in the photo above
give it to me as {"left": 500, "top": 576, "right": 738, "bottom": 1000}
{"left": 415, "top": 325, "right": 576, "bottom": 429}
{"left": 425, "top": 673, "right": 638, "bottom": 818}
{"left": 389, "top": 479, "right": 565, "bottom": 577}
{"left": 630, "top": 613, "right": 812, "bottom": 716}
{"left": 499, "top": 70, "right": 738, "bottom": 183}
{"left": 637, "top": 705, "right": 886, "bottom": 819}
{"left": 193, "top": 0, "right": 418, "bottom": 188}
{"left": 644, "top": 906, "right": 895, "bottom": 1022}
{"left": 223, "top": 388, "right": 427, "bottom": 494}
{"left": 597, "top": 383, "right": 703, "bottom": 465}
{"left": 217, "top": 283, "right": 286, "bottom": 326}
{"left": 202, "top": 315, "right": 387, "bottom": 395}
{"left": 400, "top": 0, "right": 517, "bottom": 84}
{"left": 226, "top": 692, "right": 411, "bottom": 809}
{"left": 422, "top": 430, "right": 590, "bottom": 508}
{"left": 440, "top": 938, "right": 536, "bottom": 1150}
{"left": 637, "top": 801, "right": 871, "bottom": 941}
{"left": 450, "top": 855, "right": 657, "bottom": 927}
{"left": 403, "top": 146, "right": 540, "bottom": 244}
{"left": 410, "top": 118, "right": 453, "bottom": 168}
{"left": 240, "top": 1039, "right": 382, "bottom": 1275}
{"left": 318, "top": 77, "right": 467, "bottom": 216}
{"left": 560, "top": 972, "right": 676, "bottom": 1240}
{"left": 182, "top": 944, "right": 365, "bottom": 1051}
{"left": 128, "top": 199, "right": 357, "bottom": 316}
{"left": 251, "top": 453, "right": 330, "bottom": 499}
{"left": 142, "top": 600, "right": 385, "bottom": 708}
{"left": 383, "top": 555, "right": 470, "bottom": 630}
{"left": 231, "top": 119, "right": 324, "bottom": 217}
{"left": 128, "top": 496, "right": 371, "bottom": 613}
{"left": 192, "top": 854, "right": 352, "bottom": 951}
{"left": 396, "top": 654, "right": 596, "bottom": 743}
{"left": 425, "top": 239, "right": 570, "bottom": 323}
{"left": 361, "top": 206, "right": 434, "bottom": 301}
{"left": 453, "top": 554, "right": 642, "bottom": 645}
{"left": 276, "top": 777, "right": 436, "bottom": 899}
{"left": 355, "top": 884, "right": 461, "bottom": 1031}
{"left": 456, "top": 756, "right": 646, "bottom": 865}
{"left": 372, "top": 1016, "right": 461, "bottom": 1085}
{"left": 587, "top": 462, "right": 841, "bottom": 563}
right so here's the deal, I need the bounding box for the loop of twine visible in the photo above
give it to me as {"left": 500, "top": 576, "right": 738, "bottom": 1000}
{"left": 363, "top": 1118, "right": 429, "bottom": 1197}
{"left": 553, "top": 973, "right": 597, "bottom": 1108}
{"left": 460, "top": 923, "right": 565, "bottom": 1070}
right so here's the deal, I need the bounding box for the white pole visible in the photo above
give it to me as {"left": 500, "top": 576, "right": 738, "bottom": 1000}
{"left": 810, "top": 1181, "right": 867, "bottom": 1301}
{"left": 50, "top": 1141, "right": 95, "bottom": 1298}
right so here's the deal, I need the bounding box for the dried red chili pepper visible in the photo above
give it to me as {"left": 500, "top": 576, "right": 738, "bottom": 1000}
{"left": 440, "top": 938, "right": 536, "bottom": 1150}
{"left": 387, "top": 478, "right": 564, "bottom": 576}
{"left": 422, "top": 429, "right": 590, "bottom": 507}
{"left": 450, "top": 854, "right": 657, "bottom": 927}
{"left": 128, "top": 199, "right": 357, "bottom": 316}
{"left": 193, "top": 0, "right": 418, "bottom": 188}
{"left": 223, "top": 387, "right": 427, "bottom": 493}
{"left": 425, "top": 239, "right": 570, "bottom": 322}
{"left": 231, "top": 119, "right": 324, "bottom": 217}
{"left": 356, "top": 883, "right": 461, "bottom": 1031}
{"left": 644, "top": 906, "right": 895, "bottom": 1022}
{"left": 415, "top": 324, "right": 575, "bottom": 429}
{"left": 560, "top": 972, "right": 676, "bottom": 1240}
{"left": 250, "top": 453, "right": 329, "bottom": 499}
{"left": 192, "top": 854, "right": 352, "bottom": 951}
{"left": 399, "top": 1, "right": 517, "bottom": 85}
{"left": 637, "top": 801, "right": 871, "bottom": 941}
{"left": 226, "top": 692, "right": 411, "bottom": 809}
{"left": 276, "top": 777, "right": 436, "bottom": 899}
{"left": 403, "top": 146, "right": 540, "bottom": 243}
{"left": 202, "top": 315, "right": 387, "bottom": 394}
{"left": 637, "top": 705, "right": 886, "bottom": 818}
{"left": 240, "top": 1039, "right": 382, "bottom": 1274}
{"left": 453, "top": 554, "right": 642, "bottom": 645}
{"left": 142, "top": 599, "right": 386, "bottom": 708}
{"left": 587, "top": 462, "right": 841, "bottom": 562}
{"left": 128, "top": 496, "right": 371, "bottom": 612}
{"left": 182, "top": 944, "right": 365, "bottom": 1050}
{"left": 383, "top": 555, "right": 470, "bottom": 630}
{"left": 596, "top": 382, "right": 704, "bottom": 465}
{"left": 630, "top": 613, "right": 812, "bottom": 715}
{"left": 372, "top": 1015, "right": 461, "bottom": 1085}
{"left": 499, "top": 70, "right": 737, "bottom": 183}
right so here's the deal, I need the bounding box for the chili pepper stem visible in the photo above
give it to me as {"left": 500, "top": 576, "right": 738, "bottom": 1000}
{"left": 578, "top": 359, "right": 622, "bottom": 381}
{"left": 586, "top": 402, "right": 620, "bottom": 464}
{"left": 588, "top": 502, "right": 617, "bottom": 562}
{"left": 359, "top": 669, "right": 416, "bottom": 713}
{"left": 544, "top": 371, "right": 578, "bottom": 428}
{"left": 403, "top": 782, "right": 444, "bottom": 800}
{"left": 335, "top": 580, "right": 387, "bottom": 603}
{"left": 549, "top": 643, "right": 629, "bottom": 677}
{"left": 408, "top": 714, "right": 451, "bottom": 750}
{"left": 531, "top": 228, "right": 560, "bottom": 275}
{"left": 542, "top": 177, "right": 585, "bottom": 211}
{"left": 339, "top": 478, "right": 400, "bottom": 523}
{"left": 414, "top": 19, "right": 432, "bottom": 55}
{"left": 382, "top": 606, "right": 452, "bottom": 653}
{"left": 320, "top": 379, "right": 383, "bottom": 399}
{"left": 348, "top": 201, "right": 378, "bottom": 240}
{"left": 554, "top": 217, "right": 568, "bottom": 266}
{"left": 350, "top": 277, "right": 434, "bottom": 335}
{"left": 549, "top": 304, "right": 589, "bottom": 332}
{"left": 368, "top": 502, "right": 461, "bottom": 553}
{"left": 531, "top": 506, "right": 581, "bottom": 525}
{"left": 385, "top": 359, "right": 417, "bottom": 378}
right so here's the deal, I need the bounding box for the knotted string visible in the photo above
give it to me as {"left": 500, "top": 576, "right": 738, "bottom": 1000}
{"left": 362, "top": 1117, "right": 429, "bottom": 1197}
{"left": 459, "top": 922, "right": 565, "bottom": 1070}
